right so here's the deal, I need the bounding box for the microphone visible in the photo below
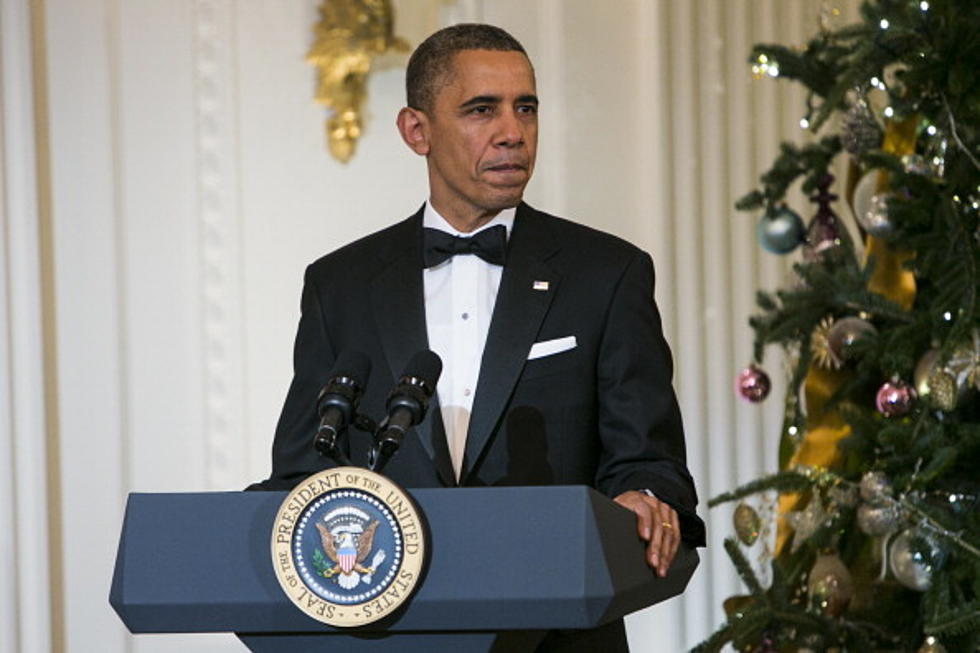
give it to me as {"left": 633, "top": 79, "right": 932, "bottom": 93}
{"left": 371, "top": 350, "right": 442, "bottom": 473}
{"left": 314, "top": 350, "right": 372, "bottom": 466}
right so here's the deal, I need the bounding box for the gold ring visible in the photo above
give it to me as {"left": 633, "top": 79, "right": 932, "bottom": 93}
{"left": 662, "top": 522, "right": 673, "bottom": 530}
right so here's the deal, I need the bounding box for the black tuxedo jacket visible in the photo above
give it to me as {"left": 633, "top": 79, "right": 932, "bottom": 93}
{"left": 254, "top": 203, "right": 705, "bottom": 547}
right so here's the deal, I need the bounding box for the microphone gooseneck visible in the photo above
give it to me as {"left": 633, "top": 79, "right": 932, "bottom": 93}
{"left": 314, "top": 350, "right": 372, "bottom": 466}
{"left": 370, "top": 350, "right": 443, "bottom": 473}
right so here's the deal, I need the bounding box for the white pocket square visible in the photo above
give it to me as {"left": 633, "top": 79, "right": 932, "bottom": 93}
{"left": 527, "top": 336, "right": 577, "bottom": 360}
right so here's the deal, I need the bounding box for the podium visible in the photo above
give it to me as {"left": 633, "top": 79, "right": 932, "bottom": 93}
{"left": 110, "top": 486, "right": 698, "bottom": 652}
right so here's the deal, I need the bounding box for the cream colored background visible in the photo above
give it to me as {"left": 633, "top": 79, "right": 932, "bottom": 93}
{"left": 1, "top": 1, "right": 859, "bottom": 651}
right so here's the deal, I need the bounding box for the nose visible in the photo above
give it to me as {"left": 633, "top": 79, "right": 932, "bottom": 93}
{"left": 494, "top": 108, "right": 524, "bottom": 147}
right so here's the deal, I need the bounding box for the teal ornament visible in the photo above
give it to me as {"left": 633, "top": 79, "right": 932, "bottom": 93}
{"left": 757, "top": 206, "right": 805, "bottom": 254}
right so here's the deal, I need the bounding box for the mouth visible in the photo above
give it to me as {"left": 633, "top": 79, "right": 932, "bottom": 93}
{"left": 483, "top": 162, "right": 529, "bottom": 179}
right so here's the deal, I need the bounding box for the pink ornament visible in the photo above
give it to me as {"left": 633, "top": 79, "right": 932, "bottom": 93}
{"left": 736, "top": 365, "right": 771, "bottom": 402}
{"left": 876, "top": 379, "right": 915, "bottom": 417}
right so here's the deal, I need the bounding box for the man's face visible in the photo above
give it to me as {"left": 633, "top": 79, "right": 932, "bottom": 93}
{"left": 419, "top": 50, "right": 538, "bottom": 224}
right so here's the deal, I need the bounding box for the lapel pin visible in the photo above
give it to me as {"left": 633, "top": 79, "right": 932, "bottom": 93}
{"left": 533, "top": 280, "right": 549, "bottom": 291}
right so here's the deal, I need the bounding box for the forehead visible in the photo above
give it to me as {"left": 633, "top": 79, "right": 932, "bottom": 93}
{"left": 437, "top": 49, "right": 536, "bottom": 102}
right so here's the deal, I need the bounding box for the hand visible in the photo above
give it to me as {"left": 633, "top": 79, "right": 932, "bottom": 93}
{"left": 614, "top": 490, "right": 680, "bottom": 577}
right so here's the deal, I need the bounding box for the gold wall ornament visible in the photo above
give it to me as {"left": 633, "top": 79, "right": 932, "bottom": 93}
{"left": 306, "top": 0, "right": 409, "bottom": 163}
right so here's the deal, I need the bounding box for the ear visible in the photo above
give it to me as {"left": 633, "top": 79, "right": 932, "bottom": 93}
{"left": 396, "top": 107, "right": 430, "bottom": 156}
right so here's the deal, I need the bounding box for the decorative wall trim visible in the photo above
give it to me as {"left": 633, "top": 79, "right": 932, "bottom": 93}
{"left": 193, "top": 0, "right": 246, "bottom": 490}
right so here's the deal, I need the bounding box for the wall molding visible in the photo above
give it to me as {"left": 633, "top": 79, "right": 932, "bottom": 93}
{"left": 193, "top": 0, "right": 246, "bottom": 490}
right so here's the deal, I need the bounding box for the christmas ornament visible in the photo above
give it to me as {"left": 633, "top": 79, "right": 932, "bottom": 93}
{"left": 856, "top": 502, "right": 899, "bottom": 536}
{"left": 902, "top": 153, "right": 931, "bottom": 176}
{"left": 889, "top": 529, "right": 939, "bottom": 591}
{"left": 926, "top": 367, "right": 958, "bottom": 411}
{"left": 785, "top": 498, "right": 829, "bottom": 553}
{"left": 917, "top": 636, "right": 948, "bottom": 653}
{"left": 946, "top": 329, "right": 980, "bottom": 392}
{"left": 913, "top": 348, "right": 941, "bottom": 397}
{"left": 806, "top": 552, "right": 853, "bottom": 617}
{"left": 736, "top": 365, "right": 771, "bottom": 402}
{"left": 827, "top": 483, "right": 859, "bottom": 507}
{"left": 859, "top": 470, "right": 893, "bottom": 503}
{"left": 841, "top": 102, "right": 881, "bottom": 155}
{"left": 803, "top": 174, "right": 842, "bottom": 259}
{"left": 757, "top": 206, "right": 805, "bottom": 254}
{"left": 811, "top": 316, "right": 842, "bottom": 369}
{"left": 827, "top": 317, "right": 877, "bottom": 362}
{"left": 876, "top": 379, "right": 915, "bottom": 417}
{"left": 752, "top": 634, "right": 777, "bottom": 653}
{"left": 857, "top": 192, "right": 896, "bottom": 237}
{"left": 851, "top": 168, "right": 879, "bottom": 227}
{"left": 734, "top": 503, "right": 762, "bottom": 546}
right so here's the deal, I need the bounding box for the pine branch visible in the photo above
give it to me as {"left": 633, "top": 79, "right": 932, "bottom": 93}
{"left": 925, "top": 600, "right": 980, "bottom": 636}
{"left": 709, "top": 470, "right": 814, "bottom": 506}
{"left": 724, "top": 538, "right": 768, "bottom": 602}
{"left": 689, "top": 607, "right": 770, "bottom": 653}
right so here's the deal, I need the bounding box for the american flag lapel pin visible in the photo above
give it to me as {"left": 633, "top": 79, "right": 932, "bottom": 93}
{"left": 533, "top": 280, "right": 549, "bottom": 291}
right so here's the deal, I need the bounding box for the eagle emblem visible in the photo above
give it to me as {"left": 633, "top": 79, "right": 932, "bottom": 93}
{"left": 314, "top": 511, "right": 386, "bottom": 590}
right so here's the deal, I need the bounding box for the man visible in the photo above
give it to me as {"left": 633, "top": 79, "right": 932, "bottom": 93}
{"left": 252, "top": 24, "right": 705, "bottom": 651}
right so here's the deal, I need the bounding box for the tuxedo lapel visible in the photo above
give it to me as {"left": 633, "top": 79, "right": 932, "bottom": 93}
{"left": 461, "top": 205, "right": 561, "bottom": 483}
{"left": 370, "top": 209, "right": 455, "bottom": 486}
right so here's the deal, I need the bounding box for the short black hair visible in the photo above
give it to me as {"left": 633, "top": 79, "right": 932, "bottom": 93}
{"left": 406, "top": 23, "right": 530, "bottom": 112}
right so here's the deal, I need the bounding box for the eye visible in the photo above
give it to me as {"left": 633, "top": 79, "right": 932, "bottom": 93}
{"left": 517, "top": 104, "right": 538, "bottom": 115}
{"left": 468, "top": 105, "right": 493, "bottom": 115}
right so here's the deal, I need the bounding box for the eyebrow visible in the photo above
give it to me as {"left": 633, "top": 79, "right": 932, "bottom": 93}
{"left": 459, "top": 94, "right": 540, "bottom": 110}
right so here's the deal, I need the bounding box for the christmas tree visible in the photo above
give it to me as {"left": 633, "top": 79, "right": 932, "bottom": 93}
{"left": 694, "top": 1, "right": 979, "bottom": 651}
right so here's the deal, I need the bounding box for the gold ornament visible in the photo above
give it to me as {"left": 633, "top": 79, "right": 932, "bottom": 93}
{"left": 927, "top": 367, "right": 958, "bottom": 411}
{"left": 807, "top": 552, "right": 853, "bottom": 617}
{"left": 914, "top": 348, "right": 941, "bottom": 397}
{"left": 811, "top": 316, "right": 842, "bottom": 369}
{"left": 306, "top": 0, "right": 409, "bottom": 162}
{"left": 733, "top": 503, "right": 762, "bottom": 546}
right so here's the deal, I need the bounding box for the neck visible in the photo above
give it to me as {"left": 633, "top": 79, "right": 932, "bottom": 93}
{"left": 428, "top": 198, "right": 502, "bottom": 233}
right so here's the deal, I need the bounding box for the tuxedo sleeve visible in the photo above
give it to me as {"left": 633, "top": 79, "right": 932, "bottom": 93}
{"left": 246, "top": 265, "right": 336, "bottom": 491}
{"left": 594, "top": 250, "right": 706, "bottom": 547}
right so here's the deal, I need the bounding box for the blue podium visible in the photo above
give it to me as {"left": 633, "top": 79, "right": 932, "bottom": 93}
{"left": 110, "top": 486, "right": 698, "bottom": 652}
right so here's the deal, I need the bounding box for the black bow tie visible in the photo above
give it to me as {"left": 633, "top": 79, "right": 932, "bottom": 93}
{"left": 423, "top": 225, "right": 508, "bottom": 268}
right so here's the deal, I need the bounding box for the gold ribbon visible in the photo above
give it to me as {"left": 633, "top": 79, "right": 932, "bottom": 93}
{"left": 775, "top": 116, "right": 918, "bottom": 554}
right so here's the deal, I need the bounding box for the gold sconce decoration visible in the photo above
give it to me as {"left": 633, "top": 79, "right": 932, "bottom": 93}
{"left": 306, "top": 0, "right": 409, "bottom": 163}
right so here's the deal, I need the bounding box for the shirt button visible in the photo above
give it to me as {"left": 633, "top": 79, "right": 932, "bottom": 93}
{"left": 463, "top": 388, "right": 472, "bottom": 397}
{"left": 461, "top": 312, "right": 469, "bottom": 320}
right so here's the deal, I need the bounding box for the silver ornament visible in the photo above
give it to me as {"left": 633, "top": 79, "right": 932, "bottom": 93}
{"left": 757, "top": 207, "right": 806, "bottom": 254}
{"left": 859, "top": 471, "right": 892, "bottom": 503}
{"left": 857, "top": 192, "right": 895, "bottom": 237}
{"left": 828, "top": 318, "right": 877, "bottom": 362}
{"left": 785, "top": 499, "right": 829, "bottom": 553}
{"left": 842, "top": 103, "right": 882, "bottom": 156}
{"left": 857, "top": 502, "right": 899, "bottom": 536}
{"left": 890, "top": 529, "right": 939, "bottom": 591}
{"left": 946, "top": 329, "right": 980, "bottom": 393}
{"left": 902, "top": 153, "right": 931, "bottom": 176}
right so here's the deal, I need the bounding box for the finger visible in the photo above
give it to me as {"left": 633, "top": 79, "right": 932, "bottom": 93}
{"left": 668, "top": 508, "right": 681, "bottom": 566}
{"left": 647, "top": 507, "right": 664, "bottom": 570}
{"left": 657, "top": 506, "right": 678, "bottom": 576}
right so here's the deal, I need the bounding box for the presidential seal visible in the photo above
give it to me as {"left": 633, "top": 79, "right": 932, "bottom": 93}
{"left": 271, "top": 467, "right": 426, "bottom": 627}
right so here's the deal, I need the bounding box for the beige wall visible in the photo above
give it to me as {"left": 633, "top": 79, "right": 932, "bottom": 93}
{"left": 0, "top": 1, "right": 860, "bottom": 651}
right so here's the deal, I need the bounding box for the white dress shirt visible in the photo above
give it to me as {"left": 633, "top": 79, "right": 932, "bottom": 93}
{"left": 423, "top": 202, "right": 515, "bottom": 480}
